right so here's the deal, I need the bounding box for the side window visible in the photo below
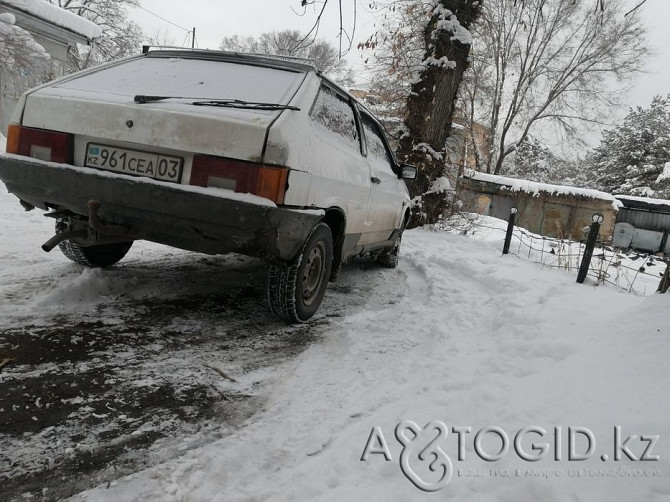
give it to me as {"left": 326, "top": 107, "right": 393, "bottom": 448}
{"left": 310, "top": 85, "right": 359, "bottom": 152}
{"left": 360, "top": 112, "right": 395, "bottom": 174}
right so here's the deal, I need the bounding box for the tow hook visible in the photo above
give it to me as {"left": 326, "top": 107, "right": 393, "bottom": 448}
{"left": 86, "top": 200, "right": 130, "bottom": 235}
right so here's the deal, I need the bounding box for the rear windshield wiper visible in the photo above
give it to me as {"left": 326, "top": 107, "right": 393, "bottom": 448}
{"left": 133, "top": 95, "right": 299, "bottom": 110}
{"left": 192, "top": 100, "right": 299, "bottom": 111}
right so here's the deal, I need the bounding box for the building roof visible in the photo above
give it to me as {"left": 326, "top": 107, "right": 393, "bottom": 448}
{"left": 615, "top": 195, "right": 670, "bottom": 214}
{"left": 463, "top": 169, "right": 622, "bottom": 210}
{"left": 0, "top": 0, "right": 101, "bottom": 43}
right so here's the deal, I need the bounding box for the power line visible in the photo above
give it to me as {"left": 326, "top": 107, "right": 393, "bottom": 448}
{"left": 136, "top": 5, "right": 190, "bottom": 33}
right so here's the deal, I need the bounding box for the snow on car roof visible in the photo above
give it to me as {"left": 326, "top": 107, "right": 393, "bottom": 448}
{"left": 1, "top": 0, "right": 102, "bottom": 40}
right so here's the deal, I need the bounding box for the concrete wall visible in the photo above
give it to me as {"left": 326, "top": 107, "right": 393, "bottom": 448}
{"left": 457, "top": 177, "right": 617, "bottom": 241}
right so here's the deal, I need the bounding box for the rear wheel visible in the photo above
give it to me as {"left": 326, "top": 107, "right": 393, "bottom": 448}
{"left": 375, "top": 225, "right": 405, "bottom": 269}
{"left": 56, "top": 219, "right": 133, "bottom": 268}
{"left": 267, "top": 223, "right": 333, "bottom": 322}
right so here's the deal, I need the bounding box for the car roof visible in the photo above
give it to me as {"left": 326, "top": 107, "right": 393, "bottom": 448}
{"left": 141, "top": 47, "right": 380, "bottom": 117}
{"left": 142, "top": 46, "right": 320, "bottom": 74}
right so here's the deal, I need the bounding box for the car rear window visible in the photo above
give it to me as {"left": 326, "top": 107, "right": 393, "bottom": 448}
{"left": 56, "top": 57, "right": 304, "bottom": 105}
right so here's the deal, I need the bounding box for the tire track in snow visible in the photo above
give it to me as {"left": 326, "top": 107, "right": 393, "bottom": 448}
{"left": 0, "top": 231, "right": 413, "bottom": 501}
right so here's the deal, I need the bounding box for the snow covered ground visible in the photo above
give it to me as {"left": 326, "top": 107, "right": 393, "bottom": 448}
{"left": 443, "top": 213, "right": 666, "bottom": 296}
{"left": 67, "top": 227, "right": 668, "bottom": 502}
{"left": 1, "top": 132, "right": 668, "bottom": 499}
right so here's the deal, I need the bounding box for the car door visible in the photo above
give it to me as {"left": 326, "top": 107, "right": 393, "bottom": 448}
{"left": 307, "top": 84, "right": 370, "bottom": 239}
{"left": 359, "top": 109, "right": 406, "bottom": 244}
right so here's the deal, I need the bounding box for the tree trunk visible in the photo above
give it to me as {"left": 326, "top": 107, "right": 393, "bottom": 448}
{"left": 397, "top": 0, "right": 482, "bottom": 227}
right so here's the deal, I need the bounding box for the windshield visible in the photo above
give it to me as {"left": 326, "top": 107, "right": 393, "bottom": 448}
{"left": 56, "top": 56, "right": 304, "bottom": 105}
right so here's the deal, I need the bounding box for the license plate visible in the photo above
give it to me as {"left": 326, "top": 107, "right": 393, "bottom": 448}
{"left": 84, "top": 143, "right": 183, "bottom": 183}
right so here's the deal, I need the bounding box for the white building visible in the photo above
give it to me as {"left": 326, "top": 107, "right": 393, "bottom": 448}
{"left": 0, "top": 0, "right": 101, "bottom": 134}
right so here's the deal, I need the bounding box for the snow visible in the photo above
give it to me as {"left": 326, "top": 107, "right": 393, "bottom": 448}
{"left": 0, "top": 10, "right": 49, "bottom": 64}
{"left": 446, "top": 213, "right": 665, "bottom": 295}
{"left": 413, "top": 142, "right": 443, "bottom": 161}
{"left": 656, "top": 162, "right": 670, "bottom": 183}
{"left": 1, "top": 0, "right": 102, "bottom": 40}
{"left": 1, "top": 133, "right": 668, "bottom": 498}
{"left": 465, "top": 169, "right": 623, "bottom": 210}
{"left": 311, "top": 85, "right": 360, "bottom": 152}
{"left": 426, "top": 175, "right": 452, "bottom": 195}
{"left": 55, "top": 223, "right": 665, "bottom": 499}
{"left": 616, "top": 194, "right": 670, "bottom": 211}
{"left": 424, "top": 55, "right": 457, "bottom": 69}
{"left": 432, "top": 4, "right": 473, "bottom": 45}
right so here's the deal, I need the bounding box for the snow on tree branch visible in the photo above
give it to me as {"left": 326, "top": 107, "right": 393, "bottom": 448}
{"left": 0, "top": 11, "right": 49, "bottom": 70}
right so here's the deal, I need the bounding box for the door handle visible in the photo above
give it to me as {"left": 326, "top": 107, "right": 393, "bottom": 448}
{"left": 371, "top": 176, "right": 381, "bottom": 184}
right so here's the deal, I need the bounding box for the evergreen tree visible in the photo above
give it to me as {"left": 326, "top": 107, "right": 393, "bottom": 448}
{"left": 505, "top": 138, "right": 584, "bottom": 186}
{"left": 585, "top": 95, "right": 670, "bottom": 198}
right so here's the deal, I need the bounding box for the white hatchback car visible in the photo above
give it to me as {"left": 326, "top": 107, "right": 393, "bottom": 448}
{"left": 0, "top": 48, "right": 416, "bottom": 321}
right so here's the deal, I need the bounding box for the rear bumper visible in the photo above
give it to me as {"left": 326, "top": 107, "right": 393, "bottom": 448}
{"left": 0, "top": 154, "right": 322, "bottom": 261}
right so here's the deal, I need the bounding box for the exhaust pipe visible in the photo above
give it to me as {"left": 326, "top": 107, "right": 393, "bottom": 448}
{"left": 41, "top": 229, "right": 87, "bottom": 252}
{"left": 41, "top": 200, "right": 135, "bottom": 253}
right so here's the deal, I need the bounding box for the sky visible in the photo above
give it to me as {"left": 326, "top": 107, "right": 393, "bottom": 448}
{"left": 128, "top": 0, "right": 669, "bottom": 109}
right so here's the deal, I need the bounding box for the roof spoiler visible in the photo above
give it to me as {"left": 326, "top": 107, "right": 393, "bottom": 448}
{"left": 140, "top": 45, "right": 319, "bottom": 71}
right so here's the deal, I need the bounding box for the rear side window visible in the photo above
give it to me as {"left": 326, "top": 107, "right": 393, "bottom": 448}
{"left": 360, "top": 112, "right": 395, "bottom": 173}
{"left": 310, "top": 85, "right": 359, "bottom": 152}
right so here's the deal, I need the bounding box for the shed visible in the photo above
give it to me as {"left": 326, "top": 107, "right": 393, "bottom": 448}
{"left": 613, "top": 195, "right": 670, "bottom": 253}
{"left": 457, "top": 171, "right": 620, "bottom": 241}
{"left": 0, "top": 0, "right": 101, "bottom": 134}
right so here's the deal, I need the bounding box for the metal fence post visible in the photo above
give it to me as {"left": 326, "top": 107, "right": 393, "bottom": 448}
{"left": 577, "top": 213, "right": 604, "bottom": 284}
{"left": 502, "top": 208, "right": 518, "bottom": 255}
{"left": 658, "top": 262, "right": 670, "bottom": 294}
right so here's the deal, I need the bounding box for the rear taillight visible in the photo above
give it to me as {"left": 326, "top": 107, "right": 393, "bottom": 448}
{"left": 6, "top": 124, "right": 73, "bottom": 164}
{"left": 190, "top": 155, "right": 288, "bottom": 204}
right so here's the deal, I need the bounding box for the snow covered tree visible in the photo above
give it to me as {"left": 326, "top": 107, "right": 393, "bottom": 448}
{"left": 361, "top": 1, "right": 481, "bottom": 225}
{"left": 584, "top": 95, "right": 670, "bottom": 198}
{"left": 220, "top": 30, "right": 354, "bottom": 86}
{"left": 504, "top": 137, "right": 584, "bottom": 185}
{"left": 46, "top": 0, "right": 143, "bottom": 71}
{"left": 465, "top": 0, "right": 648, "bottom": 176}
{"left": 302, "top": 0, "right": 638, "bottom": 225}
{"left": 0, "top": 11, "right": 51, "bottom": 103}
{"left": 0, "top": 11, "right": 50, "bottom": 69}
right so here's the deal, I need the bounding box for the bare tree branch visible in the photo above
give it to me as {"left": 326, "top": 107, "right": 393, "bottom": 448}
{"left": 465, "top": 0, "right": 649, "bottom": 175}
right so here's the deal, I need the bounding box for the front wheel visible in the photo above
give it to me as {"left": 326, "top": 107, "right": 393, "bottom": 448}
{"left": 267, "top": 223, "right": 333, "bottom": 322}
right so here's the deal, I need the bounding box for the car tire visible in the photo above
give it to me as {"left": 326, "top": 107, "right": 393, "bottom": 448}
{"left": 267, "top": 222, "right": 333, "bottom": 322}
{"left": 375, "top": 225, "right": 404, "bottom": 269}
{"left": 56, "top": 219, "right": 133, "bottom": 268}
